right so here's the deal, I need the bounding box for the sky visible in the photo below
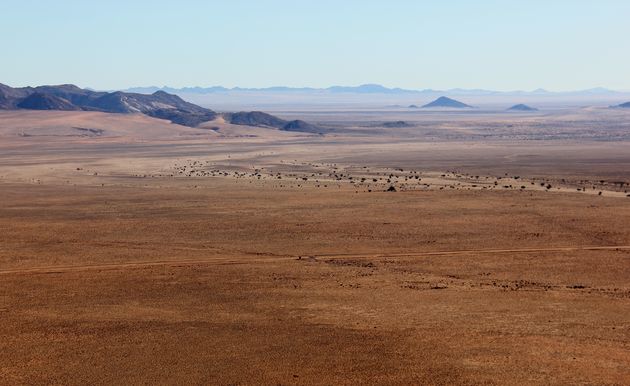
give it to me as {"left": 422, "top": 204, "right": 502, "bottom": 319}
{"left": 2, "top": 0, "right": 630, "bottom": 91}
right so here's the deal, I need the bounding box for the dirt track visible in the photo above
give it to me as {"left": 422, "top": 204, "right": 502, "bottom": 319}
{"left": 2, "top": 245, "right": 629, "bottom": 275}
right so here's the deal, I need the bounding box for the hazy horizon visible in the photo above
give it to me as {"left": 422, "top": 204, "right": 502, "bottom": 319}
{"left": 2, "top": 0, "right": 630, "bottom": 91}
{"left": 2, "top": 82, "right": 630, "bottom": 95}
{"left": 122, "top": 84, "right": 629, "bottom": 93}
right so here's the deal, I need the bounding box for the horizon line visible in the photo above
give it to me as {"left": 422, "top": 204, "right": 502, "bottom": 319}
{"left": 3, "top": 81, "right": 630, "bottom": 94}
{"left": 120, "top": 84, "right": 630, "bottom": 94}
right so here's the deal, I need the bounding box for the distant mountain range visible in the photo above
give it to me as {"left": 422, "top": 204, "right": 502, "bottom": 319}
{"left": 0, "top": 83, "right": 322, "bottom": 132}
{"left": 123, "top": 84, "right": 628, "bottom": 97}
{"left": 3, "top": 83, "right": 628, "bottom": 132}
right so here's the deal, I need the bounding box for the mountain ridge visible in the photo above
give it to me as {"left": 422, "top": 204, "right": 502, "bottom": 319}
{"left": 122, "top": 84, "right": 629, "bottom": 97}
{"left": 17, "top": 92, "right": 80, "bottom": 111}
{"left": 0, "top": 83, "right": 321, "bottom": 131}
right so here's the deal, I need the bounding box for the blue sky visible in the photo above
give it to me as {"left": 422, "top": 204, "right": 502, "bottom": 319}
{"left": 2, "top": 0, "right": 630, "bottom": 91}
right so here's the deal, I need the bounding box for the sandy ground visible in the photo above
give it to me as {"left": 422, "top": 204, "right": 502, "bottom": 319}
{"left": 1, "top": 109, "right": 630, "bottom": 384}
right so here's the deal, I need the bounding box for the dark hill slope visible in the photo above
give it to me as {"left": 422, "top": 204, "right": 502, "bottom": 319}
{"left": 32, "top": 84, "right": 99, "bottom": 106}
{"left": 17, "top": 93, "right": 79, "bottom": 111}
{"left": 0, "top": 83, "right": 33, "bottom": 109}
{"left": 281, "top": 119, "right": 323, "bottom": 133}
{"left": 224, "top": 111, "right": 324, "bottom": 133}
{"left": 224, "top": 111, "right": 287, "bottom": 128}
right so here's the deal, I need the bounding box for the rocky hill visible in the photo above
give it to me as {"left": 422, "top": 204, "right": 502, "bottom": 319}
{"left": 0, "top": 83, "right": 32, "bottom": 109}
{"left": 17, "top": 92, "right": 79, "bottom": 111}
{"left": 223, "top": 111, "right": 324, "bottom": 133}
{"left": 281, "top": 119, "right": 323, "bottom": 133}
{"left": 0, "top": 83, "right": 319, "bottom": 131}
{"left": 422, "top": 96, "right": 472, "bottom": 108}
{"left": 224, "top": 111, "right": 287, "bottom": 128}
{"left": 507, "top": 104, "right": 538, "bottom": 111}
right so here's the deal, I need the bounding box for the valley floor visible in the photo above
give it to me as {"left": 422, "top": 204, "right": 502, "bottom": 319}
{"left": 1, "top": 180, "right": 630, "bottom": 385}
{"left": 1, "top": 109, "right": 630, "bottom": 384}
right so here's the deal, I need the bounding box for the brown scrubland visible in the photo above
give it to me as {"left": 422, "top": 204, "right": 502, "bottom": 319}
{"left": 1, "top": 108, "right": 629, "bottom": 385}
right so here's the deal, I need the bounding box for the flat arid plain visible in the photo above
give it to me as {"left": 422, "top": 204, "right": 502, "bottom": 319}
{"left": 1, "top": 106, "right": 630, "bottom": 384}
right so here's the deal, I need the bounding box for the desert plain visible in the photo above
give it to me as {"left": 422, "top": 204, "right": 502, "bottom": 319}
{"left": 1, "top": 106, "right": 630, "bottom": 385}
